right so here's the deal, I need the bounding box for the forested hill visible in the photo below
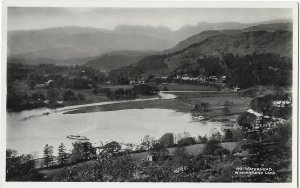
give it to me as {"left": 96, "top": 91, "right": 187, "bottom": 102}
{"left": 109, "top": 25, "right": 292, "bottom": 89}
{"left": 164, "top": 22, "right": 292, "bottom": 54}
{"left": 84, "top": 50, "right": 157, "bottom": 73}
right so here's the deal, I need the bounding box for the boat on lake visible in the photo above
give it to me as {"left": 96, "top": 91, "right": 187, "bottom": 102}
{"left": 67, "top": 134, "right": 89, "bottom": 141}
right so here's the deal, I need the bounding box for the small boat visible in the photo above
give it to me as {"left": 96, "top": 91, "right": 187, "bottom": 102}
{"left": 192, "top": 116, "right": 205, "bottom": 121}
{"left": 67, "top": 134, "right": 89, "bottom": 141}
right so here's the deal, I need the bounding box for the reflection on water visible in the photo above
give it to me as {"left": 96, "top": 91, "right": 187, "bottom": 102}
{"left": 7, "top": 106, "right": 222, "bottom": 158}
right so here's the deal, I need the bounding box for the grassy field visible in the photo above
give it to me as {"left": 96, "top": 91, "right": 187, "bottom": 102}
{"left": 39, "top": 142, "right": 237, "bottom": 181}
{"left": 99, "top": 83, "right": 217, "bottom": 92}
{"left": 65, "top": 99, "right": 193, "bottom": 114}
{"left": 158, "top": 83, "right": 218, "bottom": 91}
{"left": 13, "top": 81, "right": 252, "bottom": 121}
{"left": 175, "top": 92, "right": 252, "bottom": 119}
{"left": 65, "top": 91, "right": 252, "bottom": 122}
{"left": 98, "top": 84, "right": 133, "bottom": 90}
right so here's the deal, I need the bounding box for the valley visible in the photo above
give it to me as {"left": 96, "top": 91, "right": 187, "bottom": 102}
{"left": 6, "top": 17, "right": 293, "bottom": 183}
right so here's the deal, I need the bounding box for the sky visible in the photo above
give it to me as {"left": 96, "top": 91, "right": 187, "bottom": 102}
{"left": 8, "top": 7, "right": 293, "bottom": 31}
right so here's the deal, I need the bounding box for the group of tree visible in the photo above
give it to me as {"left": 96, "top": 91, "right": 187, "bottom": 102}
{"left": 6, "top": 149, "right": 44, "bottom": 181}
{"left": 93, "top": 84, "right": 159, "bottom": 100}
{"left": 63, "top": 90, "right": 85, "bottom": 101}
{"left": 222, "top": 100, "right": 234, "bottom": 115}
{"left": 193, "top": 102, "right": 210, "bottom": 112}
{"left": 250, "top": 93, "right": 292, "bottom": 119}
{"left": 236, "top": 95, "right": 292, "bottom": 182}
{"left": 7, "top": 62, "right": 105, "bottom": 89}
{"left": 60, "top": 137, "right": 236, "bottom": 182}
{"left": 170, "top": 53, "right": 292, "bottom": 89}
{"left": 70, "top": 142, "right": 96, "bottom": 163}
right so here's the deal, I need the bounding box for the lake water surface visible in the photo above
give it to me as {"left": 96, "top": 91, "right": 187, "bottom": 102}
{"left": 7, "top": 94, "right": 223, "bottom": 157}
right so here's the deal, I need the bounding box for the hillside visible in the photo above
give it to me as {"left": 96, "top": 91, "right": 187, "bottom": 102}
{"left": 165, "top": 22, "right": 292, "bottom": 54}
{"left": 8, "top": 21, "right": 257, "bottom": 60}
{"left": 8, "top": 27, "right": 173, "bottom": 59}
{"left": 7, "top": 56, "right": 92, "bottom": 66}
{"left": 109, "top": 29, "right": 292, "bottom": 81}
{"left": 84, "top": 50, "right": 157, "bottom": 73}
{"left": 115, "top": 21, "right": 253, "bottom": 46}
{"left": 8, "top": 20, "right": 291, "bottom": 65}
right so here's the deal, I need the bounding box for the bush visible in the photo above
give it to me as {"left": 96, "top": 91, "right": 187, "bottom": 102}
{"left": 133, "top": 84, "right": 159, "bottom": 95}
{"left": 159, "top": 133, "right": 174, "bottom": 148}
{"left": 177, "top": 137, "right": 196, "bottom": 146}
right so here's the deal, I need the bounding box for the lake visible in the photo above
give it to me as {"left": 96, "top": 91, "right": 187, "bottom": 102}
{"left": 6, "top": 95, "right": 224, "bottom": 157}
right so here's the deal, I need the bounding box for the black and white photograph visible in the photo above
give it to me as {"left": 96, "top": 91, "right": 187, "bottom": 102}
{"left": 0, "top": 0, "right": 298, "bottom": 187}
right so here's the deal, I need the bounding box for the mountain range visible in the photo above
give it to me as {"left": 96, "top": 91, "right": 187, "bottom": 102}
{"left": 8, "top": 20, "right": 292, "bottom": 78}
{"left": 9, "top": 20, "right": 291, "bottom": 60}
{"left": 109, "top": 22, "right": 292, "bottom": 79}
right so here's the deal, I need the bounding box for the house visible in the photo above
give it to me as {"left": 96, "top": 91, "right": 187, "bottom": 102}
{"left": 36, "top": 83, "right": 46, "bottom": 88}
{"left": 272, "top": 100, "right": 291, "bottom": 108}
{"left": 189, "top": 77, "right": 198, "bottom": 81}
{"left": 138, "top": 80, "right": 145, "bottom": 84}
{"left": 181, "top": 76, "right": 190, "bottom": 81}
{"left": 197, "top": 78, "right": 204, "bottom": 83}
{"left": 220, "top": 76, "right": 227, "bottom": 82}
{"left": 45, "top": 80, "right": 53, "bottom": 86}
{"left": 173, "top": 166, "right": 188, "bottom": 174}
{"left": 233, "top": 86, "right": 240, "bottom": 92}
{"left": 209, "top": 76, "right": 218, "bottom": 81}
{"left": 146, "top": 154, "right": 157, "bottom": 162}
{"left": 129, "top": 80, "right": 137, "bottom": 85}
{"left": 104, "top": 81, "right": 111, "bottom": 85}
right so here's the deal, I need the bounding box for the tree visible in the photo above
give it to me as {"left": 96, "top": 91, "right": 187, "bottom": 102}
{"left": 77, "top": 92, "right": 85, "bottom": 100}
{"left": 6, "top": 150, "right": 37, "bottom": 181}
{"left": 70, "top": 141, "right": 96, "bottom": 162}
{"left": 100, "top": 153, "right": 135, "bottom": 181}
{"left": 162, "top": 87, "right": 169, "bottom": 91}
{"left": 63, "top": 90, "right": 77, "bottom": 101}
{"left": 47, "top": 89, "right": 59, "bottom": 102}
{"left": 173, "top": 146, "right": 193, "bottom": 168}
{"left": 211, "top": 131, "right": 222, "bottom": 142}
{"left": 115, "top": 88, "right": 125, "bottom": 99}
{"left": 159, "top": 133, "right": 174, "bottom": 148}
{"left": 58, "top": 143, "right": 67, "bottom": 165}
{"left": 6, "top": 149, "right": 17, "bottom": 158}
{"left": 197, "top": 135, "right": 208, "bottom": 143}
{"left": 133, "top": 84, "right": 159, "bottom": 95}
{"left": 151, "top": 143, "right": 169, "bottom": 159}
{"left": 103, "top": 141, "right": 121, "bottom": 153}
{"left": 28, "top": 80, "right": 36, "bottom": 90}
{"left": 237, "top": 112, "right": 256, "bottom": 130}
{"left": 142, "top": 135, "right": 154, "bottom": 149}
{"left": 222, "top": 101, "right": 233, "bottom": 115}
{"left": 203, "top": 139, "right": 222, "bottom": 155}
{"left": 177, "top": 137, "right": 196, "bottom": 146}
{"left": 124, "top": 88, "right": 137, "bottom": 99}
{"left": 199, "top": 102, "right": 210, "bottom": 112}
{"left": 237, "top": 96, "right": 292, "bottom": 182}
{"left": 231, "top": 128, "right": 243, "bottom": 142}
{"left": 223, "top": 129, "right": 233, "bottom": 142}
{"left": 43, "top": 144, "right": 53, "bottom": 167}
